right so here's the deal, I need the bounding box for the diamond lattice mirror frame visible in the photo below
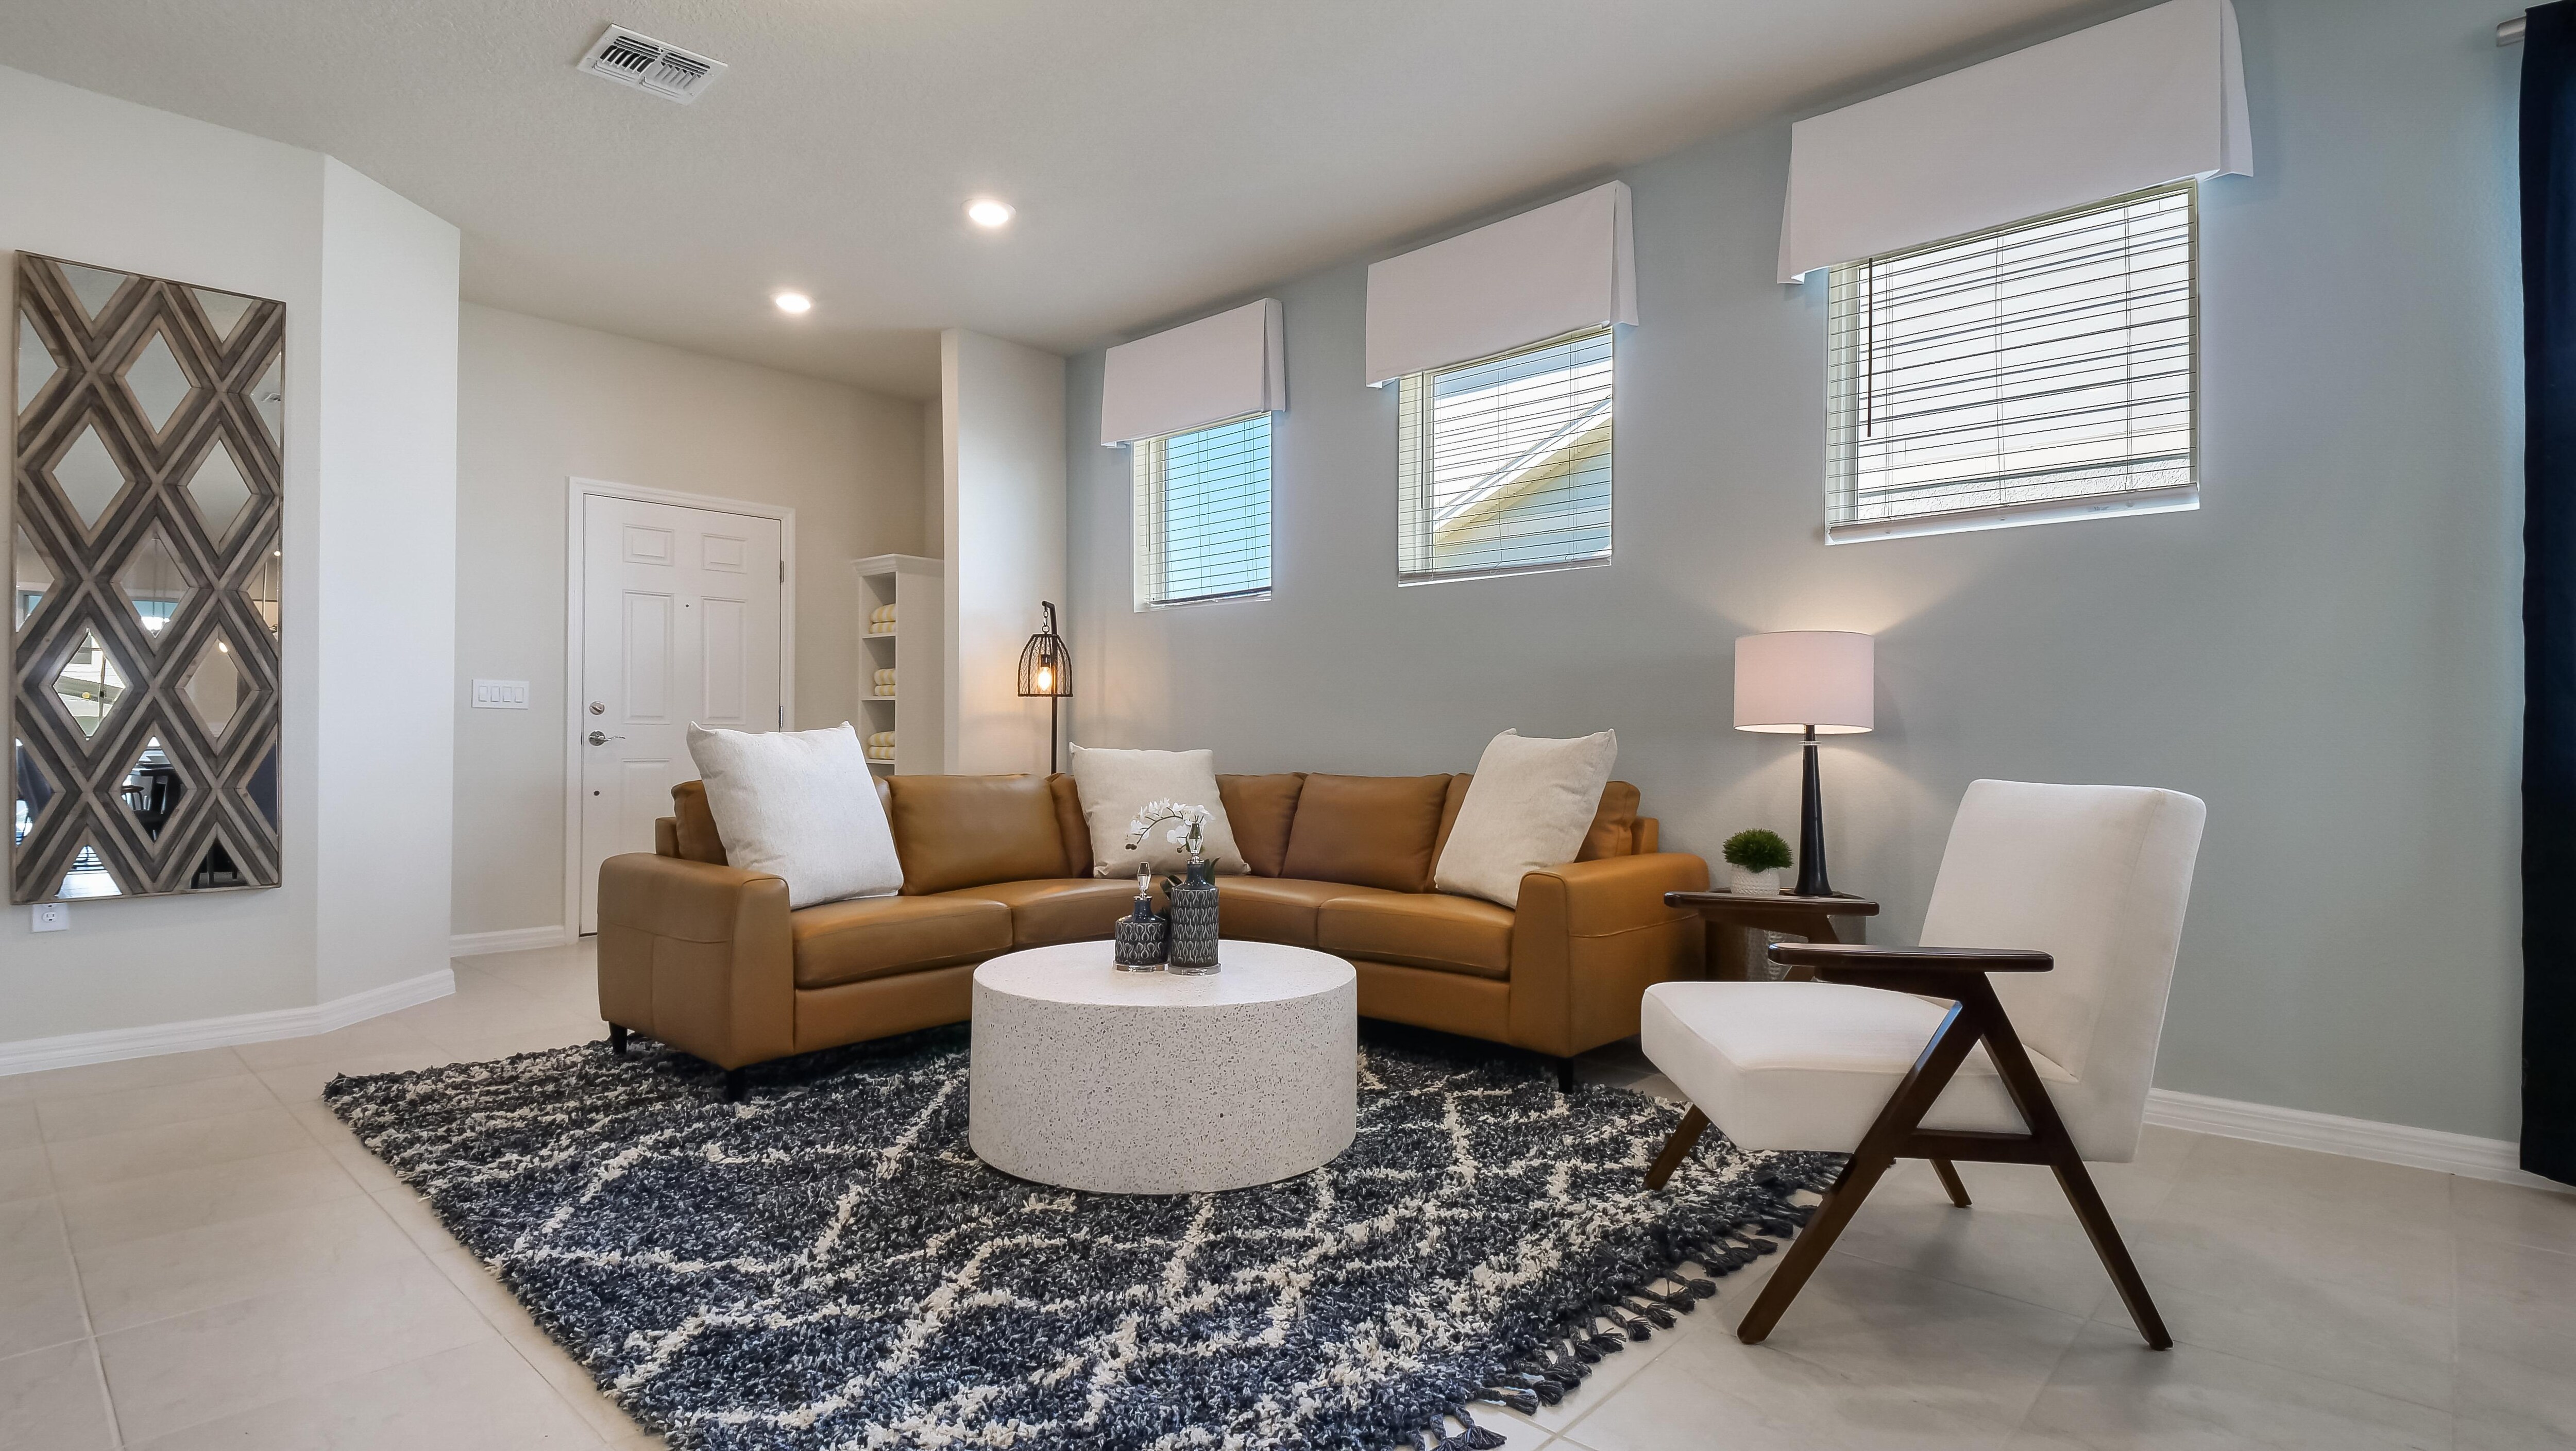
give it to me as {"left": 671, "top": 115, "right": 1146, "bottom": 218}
{"left": 12, "top": 254, "right": 282, "bottom": 903}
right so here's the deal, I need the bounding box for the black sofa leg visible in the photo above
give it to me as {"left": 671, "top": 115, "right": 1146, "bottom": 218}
{"left": 1557, "top": 1056, "right": 1577, "bottom": 1093}
{"left": 724, "top": 1068, "right": 748, "bottom": 1102}
{"left": 608, "top": 1024, "right": 628, "bottom": 1057}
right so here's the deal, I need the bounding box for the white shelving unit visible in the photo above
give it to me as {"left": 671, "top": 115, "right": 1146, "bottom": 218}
{"left": 852, "top": 554, "right": 946, "bottom": 775}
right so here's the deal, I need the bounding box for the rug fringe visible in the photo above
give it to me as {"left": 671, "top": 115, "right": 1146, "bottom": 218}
{"left": 1456, "top": 1204, "right": 1824, "bottom": 1448}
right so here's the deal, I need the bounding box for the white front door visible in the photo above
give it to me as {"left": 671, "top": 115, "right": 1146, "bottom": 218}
{"left": 579, "top": 495, "right": 785, "bottom": 933}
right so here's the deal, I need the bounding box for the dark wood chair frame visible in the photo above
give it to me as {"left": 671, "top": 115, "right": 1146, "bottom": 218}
{"left": 1643, "top": 941, "right": 2171, "bottom": 1349}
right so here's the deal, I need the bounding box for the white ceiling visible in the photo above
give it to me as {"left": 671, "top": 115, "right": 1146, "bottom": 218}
{"left": 1, "top": 1, "right": 2110, "bottom": 399}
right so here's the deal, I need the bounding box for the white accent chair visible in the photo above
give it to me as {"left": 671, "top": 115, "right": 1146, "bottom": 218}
{"left": 1639, "top": 779, "right": 2205, "bottom": 1346}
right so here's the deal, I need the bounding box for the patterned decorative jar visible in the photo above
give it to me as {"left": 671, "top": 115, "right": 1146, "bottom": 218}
{"left": 1112, "top": 869, "right": 1167, "bottom": 971}
{"left": 1165, "top": 855, "right": 1222, "bottom": 975}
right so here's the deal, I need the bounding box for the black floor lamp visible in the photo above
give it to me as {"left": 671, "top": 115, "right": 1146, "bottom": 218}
{"left": 1018, "top": 601, "right": 1072, "bottom": 773}
{"left": 1733, "top": 631, "right": 1874, "bottom": 897}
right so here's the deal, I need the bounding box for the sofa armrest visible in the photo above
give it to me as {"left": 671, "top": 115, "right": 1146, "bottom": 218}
{"left": 595, "top": 852, "right": 794, "bottom": 1070}
{"left": 1507, "top": 852, "right": 1710, "bottom": 1057}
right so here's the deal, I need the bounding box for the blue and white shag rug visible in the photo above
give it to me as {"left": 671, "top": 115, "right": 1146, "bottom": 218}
{"left": 325, "top": 1027, "right": 1832, "bottom": 1451}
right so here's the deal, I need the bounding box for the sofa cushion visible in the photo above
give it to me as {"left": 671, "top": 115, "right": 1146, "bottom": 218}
{"left": 887, "top": 775, "right": 1069, "bottom": 895}
{"left": 1217, "top": 773, "right": 1305, "bottom": 876}
{"left": 1048, "top": 775, "right": 1091, "bottom": 876}
{"left": 1318, "top": 892, "right": 1516, "bottom": 980}
{"left": 1430, "top": 774, "right": 1472, "bottom": 872}
{"left": 670, "top": 781, "right": 730, "bottom": 865}
{"left": 947, "top": 878, "right": 1144, "bottom": 947}
{"left": 1216, "top": 878, "right": 1401, "bottom": 947}
{"left": 1578, "top": 781, "right": 1642, "bottom": 860}
{"left": 791, "top": 894, "right": 1011, "bottom": 988}
{"left": 1279, "top": 774, "right": 1452, "bottom": 891}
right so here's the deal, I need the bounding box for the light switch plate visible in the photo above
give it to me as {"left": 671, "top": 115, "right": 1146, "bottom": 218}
{"left": 470, "top": 679, "right": 531, "bottom": 710}
{"left": 31, "top": 903, "right": 67, "bottom": 932}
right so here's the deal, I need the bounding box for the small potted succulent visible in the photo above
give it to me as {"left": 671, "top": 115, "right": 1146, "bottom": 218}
{"left": 1721, "top": 829, "right": 1793, "bottom": 895}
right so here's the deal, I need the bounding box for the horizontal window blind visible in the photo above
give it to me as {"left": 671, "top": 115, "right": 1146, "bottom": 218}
{"left": 1826, "top": 182, "right": 2196, "bottom": 542}
{"left": 1133, "top": 412, "right": 1270, "bottom": 608}
{"left": 1398, "top": 327, "right": 1613, "bottom": 582}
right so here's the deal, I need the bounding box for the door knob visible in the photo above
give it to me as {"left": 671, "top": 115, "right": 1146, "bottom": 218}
{"left": 587, "top": 730, "right": 625, "bottom": 746}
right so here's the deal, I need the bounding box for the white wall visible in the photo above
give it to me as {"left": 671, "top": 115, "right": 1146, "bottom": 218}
{"left": 941, "top": 329, "right": 1065, "bottom": 773}
{"left": 0, "top": 65, "right": 457, "bottom": 1043}
{"left": 450, "top": 305, "right": 925, "bottom": 939}
{"left": 312, "top": 160, "right": 459, "bottom": 1003}
{"left": 1063, "top": 0, "right": 2529, "bottom": 1142}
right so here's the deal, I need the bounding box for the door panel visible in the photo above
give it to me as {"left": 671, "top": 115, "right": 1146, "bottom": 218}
{"left": 621, "top": 593, "right": 674, "bottom": 721}
{"left": 701, "top": 596, "right": 747, "bottom": 723}
{"left": 580, "top": 495, "right": 784, "bottom": 933}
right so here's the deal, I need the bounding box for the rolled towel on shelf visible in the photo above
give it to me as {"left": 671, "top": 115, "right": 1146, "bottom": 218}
{"left": 866, "top": 731, "right": 895, "bottom": 748}
{"left": 873, "top": 667, "right": 896, "bottom": 687}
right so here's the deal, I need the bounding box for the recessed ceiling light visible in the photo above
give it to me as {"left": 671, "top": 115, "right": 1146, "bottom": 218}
{"left": 966, "top": 198, "right": 1015, "bottom": 229}
{"left": 773, "top": 291, "right": 812, "bottom": 314}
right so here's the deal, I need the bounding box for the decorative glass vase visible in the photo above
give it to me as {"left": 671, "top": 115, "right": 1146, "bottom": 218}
{"left": 1113, "top": 867, "right": 1166, "bottom": 970}
{"left": 1165, "top": 854, "right": 1221, "bottom": 974}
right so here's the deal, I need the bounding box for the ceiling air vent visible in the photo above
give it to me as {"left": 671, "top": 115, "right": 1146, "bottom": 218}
{"left": 577, "top": 25, "right": 726, "bottom": 105}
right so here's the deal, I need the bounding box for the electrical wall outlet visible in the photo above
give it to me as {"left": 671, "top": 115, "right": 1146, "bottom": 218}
{"left": 30, "top": 902, "right": 67, "bottom": 932}
{"left": 470, "top": 679, "right": 531, "bottom": 710}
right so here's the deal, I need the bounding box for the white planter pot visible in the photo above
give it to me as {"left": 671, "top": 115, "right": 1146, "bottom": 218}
{"left": 1727, "top": 866, "right": 1783, "bottom": 895}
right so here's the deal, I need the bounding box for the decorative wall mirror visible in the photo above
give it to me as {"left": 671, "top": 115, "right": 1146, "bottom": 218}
{"left": 12, "top": 254, "right": 283, "bottom": 903}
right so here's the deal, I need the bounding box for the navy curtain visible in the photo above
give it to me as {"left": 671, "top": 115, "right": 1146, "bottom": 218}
{"left": 2524, "top": 1, "right": 2576, "bottom": 1186}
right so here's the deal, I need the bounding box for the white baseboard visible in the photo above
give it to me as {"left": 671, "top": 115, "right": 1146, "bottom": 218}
{"left": 448, "top": 925, "right": 574, "bottom": 958}
{"left": 0, "top": 968, "right": 456, "bottom": 1078}
{"left": 2145, "top": 1087, "right": 2568, "bottom": 1193}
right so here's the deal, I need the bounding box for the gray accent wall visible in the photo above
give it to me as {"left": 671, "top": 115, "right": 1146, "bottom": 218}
{"left": 1063, "top": 0, "right": 2527, "bottom": 1140}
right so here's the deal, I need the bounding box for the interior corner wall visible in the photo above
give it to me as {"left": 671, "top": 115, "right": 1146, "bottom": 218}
{"left": 449, "top": 305, "right": 925, "bottom": 940}
{"left": 941, "top": 329, "right": 1065, "bottom": 774}
{"left": 1063, "top": 0, "right": 2528, "bottom": 1142}
{"left": 0, "top": 64, "right": 461, "bottom": 1044}
{"left": 921, "top": 397, "right": 945, "bottom": 558}
{"left": 312, "top": 159, "right": 459, "bottom": 1003}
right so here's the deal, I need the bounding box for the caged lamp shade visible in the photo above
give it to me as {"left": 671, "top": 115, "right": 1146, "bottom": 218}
{"left": 1734, "top": 631, "right": 1873, "bottom": 897}
{"left": 1018, "top": 601, "right": 1072, "bottom": 773}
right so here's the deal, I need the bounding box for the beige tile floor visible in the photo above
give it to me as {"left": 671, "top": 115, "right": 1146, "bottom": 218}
{"left": 0, "top": 939, "right": 2566, "bottom": 1449}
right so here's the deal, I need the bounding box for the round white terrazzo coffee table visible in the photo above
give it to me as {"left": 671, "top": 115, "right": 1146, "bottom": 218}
{"left": 968, "top": 940, "right": 1358, "bottom": 1194}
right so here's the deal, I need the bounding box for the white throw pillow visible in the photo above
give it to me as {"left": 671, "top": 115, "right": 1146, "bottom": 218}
{"left": 1433, "top": 729, "right": 1619, "bottom": 907}
{"left": 1066, "top": 744, "right": 1248, "bottom": 877}
{"left": 686, "top": 722, "right": 903, "bottom": 909}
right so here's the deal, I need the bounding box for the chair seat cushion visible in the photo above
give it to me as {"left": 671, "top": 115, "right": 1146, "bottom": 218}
{"left": 945, "top": 879, "right": 1144, "bottom": 947}
{"left": 792, "top": 894, "right": 1012, "bottom": 988}
{"left": 1318, "top": 891, "right": 1514, "bottom": 980}
{"left": 1639, "top": 981, "right": 2074, "bottom": 1155}
{"left": 1215, "top": 878, "right": 1402, "bottom": 947}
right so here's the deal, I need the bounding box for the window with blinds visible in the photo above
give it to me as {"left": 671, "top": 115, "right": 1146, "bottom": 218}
{"left": 1132, "top": 412, "right": 1271, "bottom": 609}
{"left": 1825, "top": 182, "right": 2197, "bottom": 543}
{"left": 1397, "top": 327, "right": 1613, "bottom": 583}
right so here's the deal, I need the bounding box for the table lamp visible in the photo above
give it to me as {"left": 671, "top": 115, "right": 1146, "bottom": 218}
{"left": 1734, "top": 631, "right": 1873, "bottom": 897}
{"left": 1016, "top": 601, "right": 1072, "bottom": 773}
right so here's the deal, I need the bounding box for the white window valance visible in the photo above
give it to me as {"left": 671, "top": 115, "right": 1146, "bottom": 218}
{"left": 1099, "top": 297, "right": 1285, "bottom": 447}
{"left": 1777, "top": 0, "right": 2250, "bottom": 282}
{"left": 1365, "top": 181, "right": 1636, "bottom": 386}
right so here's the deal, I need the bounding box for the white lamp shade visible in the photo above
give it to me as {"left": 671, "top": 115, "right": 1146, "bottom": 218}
{"left": 1735, "top": 631, "right": 1874, "bottom": 734}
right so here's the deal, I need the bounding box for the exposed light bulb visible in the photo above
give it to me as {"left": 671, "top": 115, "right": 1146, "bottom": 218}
{"left": 966, "top": 198, "right": 1015, "bottom": 229}
{"left": 1035, "top": 665, "right": 1052, "bottom": 691}
{"left": 772, "top": 291, "right": 812, "bottom": 314}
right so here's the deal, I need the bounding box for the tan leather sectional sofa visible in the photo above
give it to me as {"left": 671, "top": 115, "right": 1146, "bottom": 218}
{"left": 597, "top": 771, "right": 1708, "bottom": 1095}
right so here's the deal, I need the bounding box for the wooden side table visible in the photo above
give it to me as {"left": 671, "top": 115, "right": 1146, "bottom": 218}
{"left": 1664, "top": 890, "right": 1880, "bottom": 981}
